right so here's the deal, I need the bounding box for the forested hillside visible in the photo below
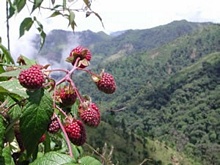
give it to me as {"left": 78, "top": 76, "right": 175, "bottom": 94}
{"left": 35, "top": 20, "right": 220, "bottom": 164}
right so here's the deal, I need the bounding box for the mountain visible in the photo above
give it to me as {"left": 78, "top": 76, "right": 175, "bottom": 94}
{"left": 34, "top": 20, "right": 220, "bottom": 164}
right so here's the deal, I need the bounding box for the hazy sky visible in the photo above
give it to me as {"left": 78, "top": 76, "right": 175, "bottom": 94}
{"left": 0, "top": 0, "right": 220, "bottom": 61}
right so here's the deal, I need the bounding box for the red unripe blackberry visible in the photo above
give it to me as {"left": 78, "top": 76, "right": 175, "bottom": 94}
{"left": 64, "top": 120, "right": 86, "bottom": 146}
{"left": 95, "top": 72, "right": 116, "bottom": 94}
{"left": 18, "top": 65, "right": 45, "bottom": 90}
{"left": 79, "top": 103, "right": 101, "bottom": 127}
{"left": 67, "top": 46, "right": 91, "bottom": 68}
{"left": 48, "top": 117, "right": 60, "bottom": 134}
{"left": 55, "top": 85, "right": 77, "bottom": 107}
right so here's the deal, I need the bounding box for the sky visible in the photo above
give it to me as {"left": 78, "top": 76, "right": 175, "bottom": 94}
{"left": 0, "top": 0, "right": 220, "bottom": 64}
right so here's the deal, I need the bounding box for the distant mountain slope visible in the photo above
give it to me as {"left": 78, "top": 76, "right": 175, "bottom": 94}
{"left": 34, "top": 20, "right": 220, "bottom": 164}
{"left": 72, "top": 21, "right": 220, "bottom": 164}
{"left": 35, "top": 20, "right": 209, "bottom": 65}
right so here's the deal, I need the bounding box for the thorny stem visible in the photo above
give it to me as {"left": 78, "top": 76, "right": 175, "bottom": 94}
{"left": 55, "top": 114, "right": 73, "bottom": 157}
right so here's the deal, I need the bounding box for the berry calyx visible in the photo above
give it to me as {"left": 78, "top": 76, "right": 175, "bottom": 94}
{"left": 48, "top": 117, "right": 60, "bottom": 134}
{"left": 55, "top": 85, "right": 77, "bottom": 107}
{"left": 66, "top": 46, "right": 91, "bottom": 68}
{"left": 79, "top": 103, "right": 100, "bottom": 127}
{"left": 18, "top": 65, "right": 45, "bottom": 90}
{"left": 93, "top": 71, "right": 116, "bottom": 94}
{"left": 64, "top": 119, "right": 86, "bottom": 146}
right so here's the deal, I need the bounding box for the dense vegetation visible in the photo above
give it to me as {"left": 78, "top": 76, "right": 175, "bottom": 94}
{"left": 36, "top": 20, "right": 220, "bottom": 164}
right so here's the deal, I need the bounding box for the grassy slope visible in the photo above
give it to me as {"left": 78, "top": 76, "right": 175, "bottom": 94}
{"left": 85, "top": 121, "right": 200, "bottom": 165}
{"left": 146, "top": 139, "right": 201, "bottom": 165}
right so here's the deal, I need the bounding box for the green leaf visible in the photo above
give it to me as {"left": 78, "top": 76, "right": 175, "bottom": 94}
{"left": 0, "top": 79, "right": 29, "bottom": 99}
{"left": 8, "top": 5, "right": 16, "bottom": 18}
{"left": 0, "top": 69, "right": 20, "bottom": 78}
{"left": 15, "top": 0, "right": 27, "bottom": 13}
{"left": 0, "top": 115, "right": 6, "bottom": 156}
{"left": 0, "top": 43, "right": 15, "bottom": 64}
{"left": 34, "top": 17, "right": 46, "bottom": 49}
{"left": 31, "top": 0, "right": 43, "bottom": 13}
{"left": 30, "top": 151, "right": 77, "bottom": 165}
{"left": 38, "top": 30, "right": 46, "bottom": 50}
{"left": 68, "top": 11, "right": 77, "bottom": 31}
{"left": 71, "top": 145, "right": 83, "bottom": 160}
{"left": 2, "top": 145, "right": 15, "bottom": 165}
{"left": 20, "top": 89, "right": 53, "bottom": 156}
{"left": 49, "top": 11, "right": 63, "bottom": 18}
{"left": 19, "top": 17, "right": 34, "bottom": 38}
{"left": 79, "top": 156, "right": 102, "bottom": 165}
{"left": 7, "top": 96, "right": 22, "bottom": 120}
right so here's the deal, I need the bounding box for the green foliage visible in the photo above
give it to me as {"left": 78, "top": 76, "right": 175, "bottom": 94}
{"left": 20, "top": 89, "right": 53, "bottom": 156}
{"left": 0, "top": 43, "right": 15, "bottom": 65}
{"left": 30, "top": 152, "right": 76, "bottom": 165}
{"left": 80, "top": 156, "right": 102, "bottom": 165}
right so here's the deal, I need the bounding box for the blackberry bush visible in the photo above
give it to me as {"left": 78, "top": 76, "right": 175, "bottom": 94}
{"left": 0, "top": 44, "right": 116, "bottom": 164}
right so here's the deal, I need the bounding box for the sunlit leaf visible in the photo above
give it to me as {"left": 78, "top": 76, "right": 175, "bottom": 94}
{"left": 79, "top": 156, "right": 102, "bottom": 165}
{"left": 0, "top": 79, "right": 28, "bottom": 99}
{"left": 2, "top": 145, "right": 15, "bottom": 165}
{"left": 0, "top": 69, "right": 20, "bottom": 78}
{"left": 19, "top": 17, "right": 34, "bottom": 38}
{"left": 30, "top": 151, "right": 77, "bottom": 165}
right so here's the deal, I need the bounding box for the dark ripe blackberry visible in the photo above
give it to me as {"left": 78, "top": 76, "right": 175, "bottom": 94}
{"left": 48, "top": 117, "right": 60, "bottom": 134}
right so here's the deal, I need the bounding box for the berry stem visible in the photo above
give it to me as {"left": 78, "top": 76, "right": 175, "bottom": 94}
{"left": 55, "top": 114, "right": 73, "bottom": 157}
{"left": 47, "top": 68, "right": 69, "bottom": 74}
{"left": 55, "top": 105, "right": 68, "bottom": 118}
